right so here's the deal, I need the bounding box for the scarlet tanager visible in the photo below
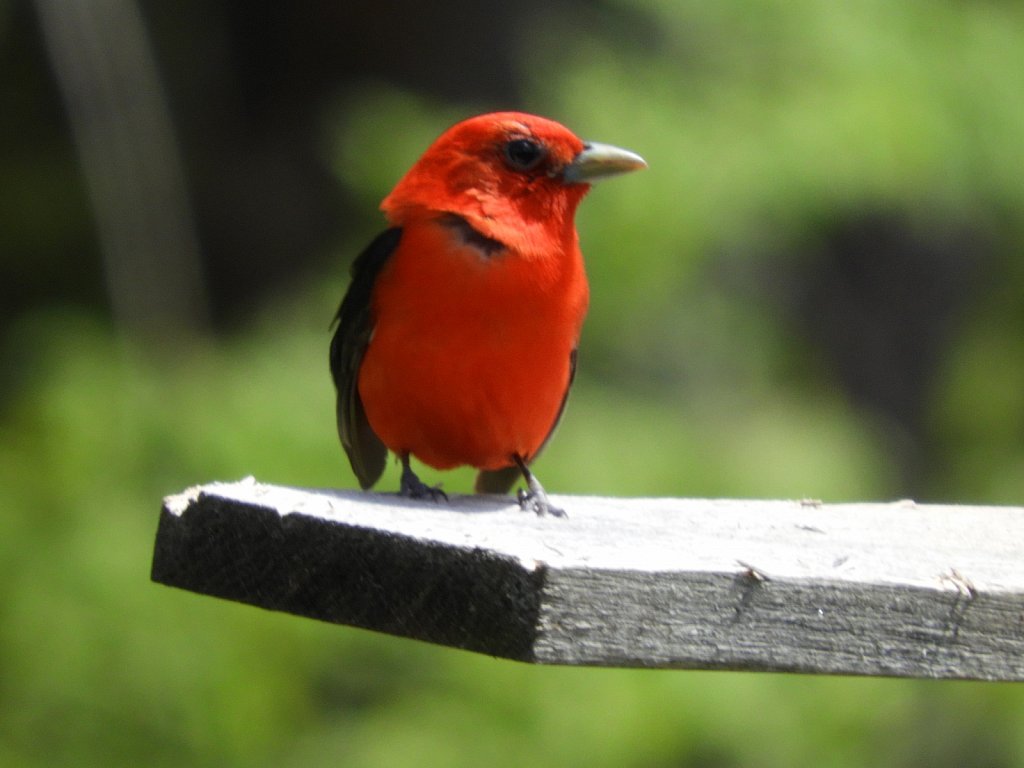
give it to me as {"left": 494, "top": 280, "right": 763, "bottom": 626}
{"left": 330, "top": 112, "right": 646, "bottom": 516}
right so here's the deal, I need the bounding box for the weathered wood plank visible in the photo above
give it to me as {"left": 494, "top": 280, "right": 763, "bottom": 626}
{"left": 151, "top": 478, "right": 1024, "bottom": 680}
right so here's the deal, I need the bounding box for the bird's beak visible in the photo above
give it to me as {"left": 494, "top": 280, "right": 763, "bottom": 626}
{"left": 562, "top": 141, "right": 648, "bottom": 184}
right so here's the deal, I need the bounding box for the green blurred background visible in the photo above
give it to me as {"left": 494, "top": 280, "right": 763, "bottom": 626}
{"left": 4, "top": 0, "right": 1024, "bottom": 765}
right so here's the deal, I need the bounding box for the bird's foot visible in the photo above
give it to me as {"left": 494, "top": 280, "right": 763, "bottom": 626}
{"left": 516, "top": 484, "right": 566, "bottom": 518}
{"left": 399, "top": 460, "right": 447, "bottom": 502}
{"left": 511, "top": 453, "right": 566, "bottom": 517}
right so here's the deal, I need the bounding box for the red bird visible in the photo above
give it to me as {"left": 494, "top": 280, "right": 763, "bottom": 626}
{"left": 330, "top": 112, "right": 646, "bottom": 515}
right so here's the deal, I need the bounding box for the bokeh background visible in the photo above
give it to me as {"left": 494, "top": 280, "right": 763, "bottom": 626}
{"left": 3, "top": 0, "right": 1024, "bottom": 765}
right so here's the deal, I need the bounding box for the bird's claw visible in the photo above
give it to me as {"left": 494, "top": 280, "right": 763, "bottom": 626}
{"left": 517, "top": 487, "right": 566, "bottom": 518}
{"left": 401, "top": 478, "right": 447, "bottom": 502}
{"left": 399, "top": 461, "right": 448, "bottom": 502}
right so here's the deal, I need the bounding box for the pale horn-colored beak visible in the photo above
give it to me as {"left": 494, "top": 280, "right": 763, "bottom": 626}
{"left": 562, "top": 141, "right": 648, "bottom": 184}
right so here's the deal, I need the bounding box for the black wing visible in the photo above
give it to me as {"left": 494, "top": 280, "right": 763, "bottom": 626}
{"left": 329, "top": 227, "right": 403, "bottom": 489}
{"left": 474, "top": 347, "right": 578, "bottom": 494}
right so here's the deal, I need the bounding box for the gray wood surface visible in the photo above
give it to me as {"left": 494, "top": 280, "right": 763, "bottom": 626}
{"left": 151, "top": 478, "right": 1024, "bottom": 679}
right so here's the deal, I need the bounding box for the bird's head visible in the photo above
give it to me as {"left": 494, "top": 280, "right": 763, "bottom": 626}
{"left": 381, "top": 112, "right": 646, "bottom": 258}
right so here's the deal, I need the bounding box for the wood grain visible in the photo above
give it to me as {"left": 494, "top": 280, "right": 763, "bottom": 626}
{"left": 151, "top": 479, "right": 1024, "bottom": 679}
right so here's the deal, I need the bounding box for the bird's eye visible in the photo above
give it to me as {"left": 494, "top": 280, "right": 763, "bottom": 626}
{"left": 503, "top": 138, "right": 546, "bottom": 172}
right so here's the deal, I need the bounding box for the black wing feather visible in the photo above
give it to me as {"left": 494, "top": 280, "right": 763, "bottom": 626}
{"left": 329, "top": 227, "right": 403, "bottom": 489}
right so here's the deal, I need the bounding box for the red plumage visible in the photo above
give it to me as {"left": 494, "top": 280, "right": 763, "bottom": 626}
{"left": 330, "top": 112, "right": 645, "bottom": 515}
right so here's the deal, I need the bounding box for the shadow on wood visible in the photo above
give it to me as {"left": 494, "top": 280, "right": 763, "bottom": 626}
{"left": 151, "top": 478, "right": 1024, "bottom": 680}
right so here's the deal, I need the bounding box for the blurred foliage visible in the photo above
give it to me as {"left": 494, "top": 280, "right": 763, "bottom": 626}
{"left": 5, "top": 0, "right": 1024, "bottom": 766}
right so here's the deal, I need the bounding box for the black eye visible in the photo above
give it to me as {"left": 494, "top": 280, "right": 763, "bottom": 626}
{"left": 503, "top": 138, "right": 546, "bottom": 172}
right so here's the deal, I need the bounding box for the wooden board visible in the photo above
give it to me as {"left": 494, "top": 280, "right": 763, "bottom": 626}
{"left": 151, "top": 478, "right": 1024, "bottom": 680}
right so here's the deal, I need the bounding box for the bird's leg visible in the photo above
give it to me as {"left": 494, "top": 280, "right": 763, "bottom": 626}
{"left": 513, "top": 454, "right": 566, "bottom": 518}
{"left": 399, "top": 453, "right": 447, "bottom": 502}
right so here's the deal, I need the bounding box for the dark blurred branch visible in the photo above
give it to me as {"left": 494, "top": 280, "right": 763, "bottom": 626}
{"left": 34, "top": 0, "right": 209, "bottom": 337}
